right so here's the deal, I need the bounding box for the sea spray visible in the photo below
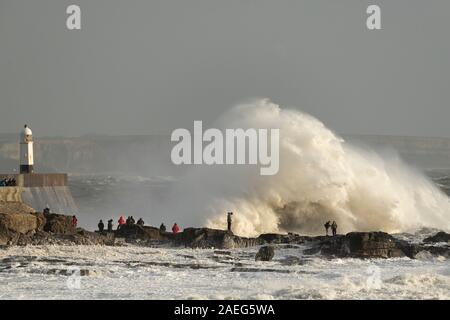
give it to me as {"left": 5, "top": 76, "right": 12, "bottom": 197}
{"left": 171, "top": 99, "right": 450, "bottom": 236}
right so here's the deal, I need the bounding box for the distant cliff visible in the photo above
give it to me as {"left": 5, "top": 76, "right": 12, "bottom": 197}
{"left": 1, "top": 133, "right": 450, "bottom": 174}
{"left": 0, "top": 134, "right": 180, "bottom": 176}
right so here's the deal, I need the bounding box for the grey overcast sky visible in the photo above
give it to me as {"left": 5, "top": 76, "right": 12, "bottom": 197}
{"left": 0, "top": 0, "right": 449, "bottom": 137}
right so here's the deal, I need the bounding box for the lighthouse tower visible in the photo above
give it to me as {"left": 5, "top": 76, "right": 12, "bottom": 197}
{"left": 0, "top": 124, "right": 78, "bottom": 214}
{"left": 19, "top": 125, "right": 34, "bottom": 174}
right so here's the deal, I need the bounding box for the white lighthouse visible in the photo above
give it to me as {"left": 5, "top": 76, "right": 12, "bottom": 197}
{"left": 19, "top": 124, "right": 34, "bottom": 173}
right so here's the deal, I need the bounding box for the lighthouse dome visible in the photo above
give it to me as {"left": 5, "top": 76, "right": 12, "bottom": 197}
{"left": 20, "top": 125, "right": 33, "bottom": 142}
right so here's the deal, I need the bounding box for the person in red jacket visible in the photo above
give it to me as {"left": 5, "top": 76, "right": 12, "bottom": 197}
{"left": 172, "top": 223, "right": 180, "bottom": 234}
{"left": 118, "top": 215, "right": 126, "bottom": 230}
{"left": 72, "top": 215, "right": 78, "bottom": 228}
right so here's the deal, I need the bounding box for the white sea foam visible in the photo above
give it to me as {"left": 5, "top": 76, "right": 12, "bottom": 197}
{"left": 0, "top": 242, "right": 448, "bottom": 300}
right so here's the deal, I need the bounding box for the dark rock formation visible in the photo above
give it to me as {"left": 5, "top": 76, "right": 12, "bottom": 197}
{"left": 255, "top": 245, "right": 275, "bottom": 261}
{"left": 257, "top": 233, "right": 312, "bottom": 244}
{"left": 0, "top": 210, "right": 114, "bottom": 246}
{"left": 0, "top": 200, "right": 35, "bottom": 215}
{"left": 43, "top": 213, "right": 76, "bottom": 234}
{"left": 114, "top": 224, "right": 166, "bottom": 241}
{"left": 303, "top": 232, "right": 406, "bottom": 259}
{"left": 421, "top": 245, "right": 450, "bottom": 257}
{"left": 0, "top": 212, "right": 37, "bottom": 234}
{"left": 423, "top": 231, "right": 450, "bottom": 243}
{"left": 176, "top": 228, "right": 263, "bottom": 249}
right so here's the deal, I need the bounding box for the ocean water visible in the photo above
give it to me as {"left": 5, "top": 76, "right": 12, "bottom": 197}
{"left": 0, "top": 170, "right": 448, "bottom": 299}
{"left": 0, "top": 233, "right": 448, "bottom": 300}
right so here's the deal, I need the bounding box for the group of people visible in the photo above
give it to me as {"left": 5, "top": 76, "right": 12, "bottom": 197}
{"left": 0, "top": 177, "right": 16, "bottom": 187}
{"left": 97, "top": 219, "right": 114, "bottom": 232}
{"left": 42, "top": 207, "right": 340, "bottom": 239}
{"left": 97, "top": 216, "right": 180, "bottom": 234}
{"left": 324, "top": 220, "right": 338, "bottom": 236}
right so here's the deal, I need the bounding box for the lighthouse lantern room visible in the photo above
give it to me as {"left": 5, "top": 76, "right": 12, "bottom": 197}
{"left": 19, "top": 124, "right": 34, "bottom": 174}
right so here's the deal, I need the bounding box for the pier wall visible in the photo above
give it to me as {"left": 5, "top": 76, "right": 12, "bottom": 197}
{"left": 21, "top": 186, "right": 78, "bottom": 214}
{"left": 0, "top": 174, "right": 78, "bottom": 214}
{"left": 0, "top": 187, "right": 23, "bottom": 202}
{"left": 0, "top": 173, "right": 68, "bottom": 187}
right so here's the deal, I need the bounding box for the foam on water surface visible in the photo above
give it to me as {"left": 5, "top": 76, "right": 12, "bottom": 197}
{"left": 0, "top": 241, "right": 448, "bottom": 300}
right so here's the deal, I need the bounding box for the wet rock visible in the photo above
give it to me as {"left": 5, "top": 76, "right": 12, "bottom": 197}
{"left": 115, "top": 224, "right": 166, "bottom": 241}
{"left": 0, "top": 200, "right": 35, "bottom": 215}
{"left": 392, "top": 239, "right": 425, "bottom": 259}
{"left": 43, "top": 213, "right": 76, "bottom": 234}
{"left": 0, "top": 212, "right": 37, "bottom": 234}
{"left": 231, "top": 267, "right": 291, "bottom": 273}
{"left": 278, "top": 255, "right": 305, "bottom": 266}
{"left": 44, "top": 268, "right": 91, "bottom": 276}
{"left": 258, "top": 233, "right": 311, "bottom": 244}
{"left": 35, "top": 212, "right": 46, "bottom": 231}
{"left": 122, "top": 260, "right": 220, "bottom": 270}
{"left": 178, "top": 228, "right": 262, "bottom": 249}
{"left": 423, "top": 245, "right": 450, "bottom": 257}
{"left": 423, "top": 231, "right": 450, "bottom": 243}
{"left": 214, "top": 250, "right": 232, "bottom": 255}
{"left": 255, "top": 245, "right": 275, "bottom": 261}
{"left": 305, "top": 232, "right": 406, "bottom": 259}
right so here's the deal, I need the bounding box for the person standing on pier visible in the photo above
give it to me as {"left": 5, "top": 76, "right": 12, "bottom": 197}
{"left": 331, "top": 221, "right": 338, "bottom": 236}
{"left": 227, "top": 212, "right": 233, "bottom": 233}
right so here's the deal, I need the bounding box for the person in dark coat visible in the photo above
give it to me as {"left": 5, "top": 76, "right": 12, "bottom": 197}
{"left": 159, "top": 223, "right": 166, "bottom": 232}
{"left": 137, "top": 218, "right": 144, "bottom": 226}
{"left": 331, "top": 221, "right": 338, "bottom": 236}
{"left": 324, "top": 221, "right": 331, "bottom": 236}
{"left": 227, "top": 212, "right": 233, "bottom": 232}
{"left": 107, "top": 219, "right": 114, "bottom": 232}
{"left": 98, "top": 220, "right": 104, "bottom": 232}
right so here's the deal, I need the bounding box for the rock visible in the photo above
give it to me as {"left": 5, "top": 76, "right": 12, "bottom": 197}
{"left": 0, "top": 223, "right": 14, "bottom": 245}
{"left": 43, "top": 213, "right": 76, "bottom": 234}
{"left": 423, "top": 245, "right": 450, "bottom": 257}
{"left": 115, "top": 224, "right": 166, "bottom": 241}
{"left": 346, "top": 232, "right": 406, "bottom": 258}
{"left": 214, "top": 250, "right": 232, "bottom": 255}
{"left": 179, "top": 228, "right": 262, "bottom": 249}
{"left": 0, "top": 200, "right": 35, "bottom": 215}
{"left": 258, "top": 233, "right": 311, "bottom": 244}
{"left": 279, "top": 255, "right": 305, "bottom": 265}
{"left": 393, "top": 240, "right": 423, "bottom": 259}
{"left": 255, "top": 245, "right": 275, "bottom": 261}
{"left": 423, "top": 231, "right": 450, "bottom": 243}
{"left": 305, "top": 232, "right": 406, "bottom": 259}
{"left": 35, "top": 212, "right": 46, "bottom": 231}
{"left": 0, "top": 212, "right": 37, "bottom": 234}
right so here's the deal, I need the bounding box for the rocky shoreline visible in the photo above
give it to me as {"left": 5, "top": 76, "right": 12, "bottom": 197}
{"left": 1, "top": 210, "right": 449, "bottom": 259}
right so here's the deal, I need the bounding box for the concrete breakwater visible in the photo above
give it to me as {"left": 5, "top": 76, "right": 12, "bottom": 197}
{"left": 0, "top": 187, "right": 22, "bottom": 203}
{"left": 21, "top": 186, "right": 77, "bottom": 215}
{"left": 0, "top": 173, "right": 78, "bottom": 214}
